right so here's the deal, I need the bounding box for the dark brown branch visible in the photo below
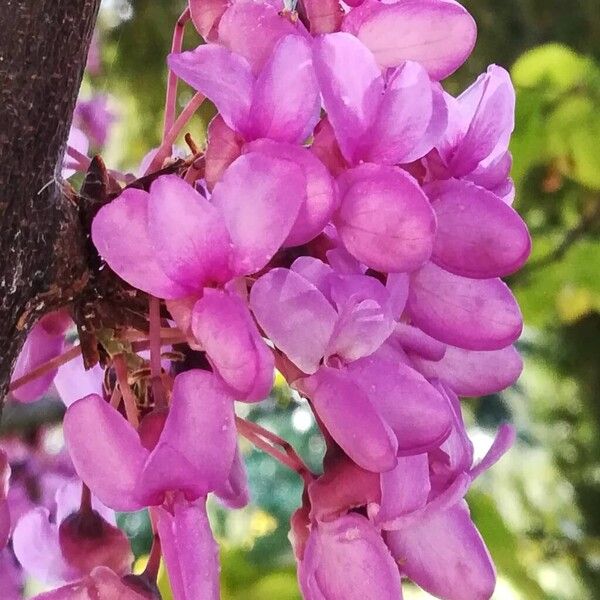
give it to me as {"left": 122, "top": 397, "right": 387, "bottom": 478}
{"left": 0, "top": 0, "right": 101, "bottom": 401}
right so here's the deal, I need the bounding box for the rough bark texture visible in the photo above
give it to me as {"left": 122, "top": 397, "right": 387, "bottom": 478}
{"left": 0, "top": 0, "right": 101, "bottom": 401}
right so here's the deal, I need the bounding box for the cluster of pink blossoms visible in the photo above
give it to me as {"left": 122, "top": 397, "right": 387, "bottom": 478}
{"left": 4, "top": 0, "right": 531, "bottom": 599}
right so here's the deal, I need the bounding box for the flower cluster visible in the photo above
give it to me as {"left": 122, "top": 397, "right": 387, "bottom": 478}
{"left": 5, "top": 1, "right": 530, "bottom": 599}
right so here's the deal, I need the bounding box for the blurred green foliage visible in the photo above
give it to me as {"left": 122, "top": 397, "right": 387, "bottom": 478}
{"left": 73, "top": 1, "right": 600, "bottom": 598}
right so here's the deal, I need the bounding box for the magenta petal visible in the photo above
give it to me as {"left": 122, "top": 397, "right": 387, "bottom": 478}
{"left": 335, "top": 164, "right": 436, "bottom": 273}
{"left": 189, "top": 0, "right": 228, "bottom": 38}
{"left": 249, "top": 35, "right": 320, "bottom": 144}
{"left": 408, "top": 262, "right": 523, "bottom": 351}
{"left": 364, "top": 61, "right": 441, "bottom": 165}
{"left": 392, "top": 323, "right": 447, "bottom": 362}
{"left": 12, "top": 508, "right": 75, "bottom": 583}
{"left": 218, "top": 2, "right": 303, "bottom": 73}
{"left": 313, "top": 33, "right": 384, "bottom": 164}
{"left": 470, "top": 424, "right": 516, "bottom": 480}
{"left": 167, "top": 44, "right": 253, "bottom": 131}
{"left": 191, "top": 289, "right": 274, "bottom": 401}
{"left": 155, "top": 496, "right": 220, "bottom": 600}
{"left": 10, "top": 313, "right": 69, "bottom": 403}
{"left": 412, "top": 344, "right": 523, "bottom": 397}
{"left": 250, "top": 268, "right": 338, "bottom": 374}
{"left": 63, "top": 395, "right": 148, "bottom": 512}
{"left": 92, "top": 188, "right": 188, "bottom": 299}
{"left": 211, "top": 153, "right": 305, "bottom": 274}
{"left": 205, "top": 115, "right": 244, "bottom": 191}
{"left": 346, "top": 0, "right": 477, "bottom": 80}
{"left": 386, "top": 273, "right": 410, "bottom": 318}
{"left": 148, "top": 176, "right": 232, "bottom": 291}
{"left": 244, "top": 140, "right": 338, "bottom": 247}
{"left": 303, "top": 0, "right": 343, "bottom": 34}
{"left": 376, "top": 454, "right": 431, "bottom": 525}
{"left": 448, "top": 65, "right": 515, "bottom": 176}
{"left": 346, "top": 354, "right": 452, "bottom": 454}
{"left": 138, "top": 371, "right": 236, "bottom": 503}
{"left": 386, "top": 502, "right": 496, "bottom": 600}
{"left": 426, "top": 179, "right": 531, "bottom": 278}
{"left": 298, "top": 367, "right": 398, "bottom": 472}
{"left": 214, "top": 445, "right": 250, "bottom": 509}
{"left": 299, "top": 514, "right": 403, "bottom": 600}
{"left": 54, "top": 358, "right": 104, "bottom": 408}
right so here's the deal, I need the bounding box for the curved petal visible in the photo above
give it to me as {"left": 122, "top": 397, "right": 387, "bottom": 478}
{"left": 346, "top": 353, "right": 452, "bottom": 454}
{"left": 313, "top": 32, "right": 384, "bottom": 164}
{"left": 249, "top": 35, "right": 320, "bottom": 144}
{"left": 92, "top": 188, "right": 188, "bottom": 299}
{"left": 148, "top": 175, "right": 232, "bottom": 290}
{"left": 470, "top": 424, "right": 515, "bottom": 480}
{"left": 155, "top": 496, "right": 220, "bottom": 600}
{"left": 335, "top": 164, "right": 436, "bottom": 273}
{"left": 303, "top": 0, "right": 343, "bottom": 34}
{"left": 407, "top": 262, "right": 523, "bottom": 351}
{"left": 364, "top": 61, "right": 439, "bottom": 164}
{"left": 191, "top": 289, "right": 274, "bottom": 401}
{"left": 345, "top": 0, "right": 477, "bottom": 80}
{"left": 299, "top": 514, "right": 403, "bottom": 600}
{"left": 426, "top": 179, "right": 530, "bottom": 278}
{"left": 189, "top": 0, "right": 228, "bottom": 39}
{"left": 211, "top": 153, "right": 305, "bottom": 274}
{"left": 167, "top": 44, "right": 253, "bottom": 132}
{"left": 13, "top": 508, "right": 75, "bottom": 584}
{"left": 63, "top": 395, "right": 148, "bottom": 512}
{"left": 214, "top": 445, "right": 250, "bottom": 509}
{"left": 204, "top": 115, "right": 244, "bottom": 191}
{"left": 244, "top": 140, "right": 338, "bottom": 247}
{"left": 250, "top": 268, "right": 337, "bottom": 374}
{"left": 218, "top": 1, "right": 303, "bottom": 73}
{"left": 298, "top": 368, "right": 398, "bottom": 473}
{"left": 54, "top": 357, "right": 104, "bottom": 408}
{"left": 386, "top": 502, "right": 496, "bottom": 600}
{"left": 10, "top": 313, "right": 70, "bottom": 403}
{"left": 411, "top": 344, "right": 523, "bottom": 397}
{"left": 138, "top": 370, "right": 236, "bottom": 503}
{"left": 392, "top": 323, "right": 447, "bottom": 362}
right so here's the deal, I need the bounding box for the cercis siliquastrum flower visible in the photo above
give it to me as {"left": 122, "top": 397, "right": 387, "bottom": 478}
{"left": 7, "top": 1, "right": 531, "bottom": 598}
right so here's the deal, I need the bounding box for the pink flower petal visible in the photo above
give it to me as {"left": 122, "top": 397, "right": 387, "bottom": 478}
{"left": 364, "top": 61, "right": 443, "bottom": 164}
{"left": 204, "top": 115, "right": 243, "bottom": 191}
{"left": 63, "top": 395, "right": 148, "bottom": 512}
{"left": 298, "top": 367, "right": 398, "bottom": 472}
{"left": 13, "top": 508, "right": 75, "bottom": 584}
{"left": 214, "top": 445, "right": 250, "bottom": 509}
{"left": 10, "top": 312, "right": 71, "bottom": 403}
{"left": 470, "top": 424, "right": 516, "bottom": 480}
{"left": 426, "top": 179, "right": 530, "bottom": 279}
{"left": 303, "top": 0, "right": 343, "bottom": 33}
{"left": 392, "top": 323, "right": 447, "bottom": 362}
{"left": 407, "top": 262, "right": 523, "bottom": 351}
{"left": 189, "top": 0, "right": 229, "bottom": 39}
{"left": 138, "top": 371, "right": 237, "bottom": 503}
{"left": 250, "top": 268, "right": 338, "bottom": 374}
{"left": 411, "top": 344, "right": 523, "bottom": 397}
{"left": 376, "top": 454, "right": 431, "bottom": 525}
{"left": 346, "top": 353, "right": 452, "bottom": 454}
{"left": 155, "top": 496, "right": 220, "bottom": 600}
{"left": 167, "top": 44, "right": 253, "bottom": 132}
{"left": 218, "top": 1, "right": 304, "bottom": 73}
{"left": 92, "top": 188, "right": 189, "bottom": 299}
{"left": 54, "top": 357, "right": 104, "bottom": 408}
{"left": 211, "top": 153, "right": 305, "bottom": 274}
{"left": 345, "top": 0, "right": 477, "bottom": 80}
{"left": 299, "top": 514, "right": 403, "bottom": 600}
{"left": 313, "top": 32, "right": 383, "bottom": 164}
{"left": 335, "top": 164, "right": 436, "bottom": 273}
{"left": 191, "top": 289, "right": 274, "bottom": 401}
{"left": 244, "top": 140, "right": 337, "bottom": 248}
{"left": 249, "top": 35, "right": 320, "bottom": 144}
{"left": 386, "top": 502, "right": 496, "bottom": 600}
{"left": 148, "top": 175, "right": 232, "bottom": 290}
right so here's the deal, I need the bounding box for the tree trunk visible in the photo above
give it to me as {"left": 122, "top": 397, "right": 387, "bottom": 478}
{"left": 0, "top": 0, "right": 101, "bottom": 401}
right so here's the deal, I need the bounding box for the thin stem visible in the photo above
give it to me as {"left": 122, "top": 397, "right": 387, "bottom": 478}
{"left": 146, "top": 92, "right": 205, "bottom": 174}
{"left": 236, "top": 416, "right": 314, "bottom": 483}
{"left": 143, "top": 534, "right": 162, "bottom": 583}
{"left": 109, "top": 385, "right": 122, "bottom": 409}
{"left": 149, "top": 297, "right": 167, "bottom": 409}
{"left": 8, "top": 345, "right": 82, "bottom": 392}
{"left": 163, "top": 8, "right": 190, "bottom": 140}
{"left": 113, "top": 355, "right": 139, "bottom": 428}
{"left": 130, "top": 335, "right": 187, "bottom": 354}
{"left": 66, "top": 145, "right": 130, "bottom": 182}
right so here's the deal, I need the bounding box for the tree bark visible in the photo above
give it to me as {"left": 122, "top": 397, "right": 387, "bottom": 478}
{"left": 0, "top": 0, "right": 101, "bottom": 401}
